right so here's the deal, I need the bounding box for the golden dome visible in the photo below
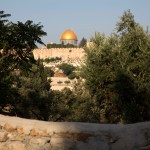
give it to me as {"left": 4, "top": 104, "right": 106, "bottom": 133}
{"left": 60, "top": 29, "right": 77, "bottom": 41}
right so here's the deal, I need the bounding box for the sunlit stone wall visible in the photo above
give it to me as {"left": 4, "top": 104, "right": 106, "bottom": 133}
{"left": 33, "top": 48, "right": 85, "bottom": 61}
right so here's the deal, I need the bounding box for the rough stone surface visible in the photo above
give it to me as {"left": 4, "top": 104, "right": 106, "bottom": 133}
{"left": 0, "top": 115, "right": 150, "bottom": 150}
{"left": 33, "top": 48, "right": 85, "bottom": 61}
{"left": 16, "top": 126, "right": 24, "bottom": 134}
{"left": 29, "top": 128, "right": 39, "bottom": 136}
{"left": 30, "top": 137, "right": 50, "bottom": 145}
{"left": 7, "top": 142, "right": 26, "bottom": 150}
{"left": 0, "top": 131, "right": 8, "bottom": 142}
{"left": 3, "top": 123, "right": 15, "bottom": 132}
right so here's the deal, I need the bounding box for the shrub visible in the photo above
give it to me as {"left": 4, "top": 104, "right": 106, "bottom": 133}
{"left": 58, "top": 63, "right": 75, "bottom": 76}
{"left": 64, "top": 80, "right": 71, "bottom": 84}
{"left": 68, "top": 73, "right": 76, "bottom": 80}
{"left": 57, "top": 81, "right": 63, "bottom": 84}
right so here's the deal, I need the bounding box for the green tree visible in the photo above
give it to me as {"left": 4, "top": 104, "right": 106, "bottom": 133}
{"left": 0, "top": 11, "right": 47, "bottom": 116}
{"left": 48, "top": 87, "right": 94, "bottom": 122}
{"left": 44, "top": 67, "right": 55, "bottom": 77}
{"left": 0, "top": 11, "right": 10, "bottom": 23}
{"left": 0, "top": 11, "right": 46, "bottom": 74}
{"left": 82, "top": 10, "right": 150, "bottom": 123}
{"left": 82, "top": 33, "right": 119, "bottom": 123}
{"left": 58, "top": 63, "right": 75, "bottom": 76}
{"left": 10, "top": 61, "right": 52, "bottom": 120}
{"left": 47, "top": 43, "right": 76, "bottom": 48}
{"left": 115, "top": 10, "right": 150, "bottom": 123}
{"left": 79, "top": 37, "right": 87, "bottom": 48}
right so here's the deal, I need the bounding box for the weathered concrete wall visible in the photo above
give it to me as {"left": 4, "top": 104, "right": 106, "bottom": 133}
{"left": 33, "top": 48, "right": 85, "bottom": 61}
{"left": 0, "top": 115, "right": 150, "bottom": 150}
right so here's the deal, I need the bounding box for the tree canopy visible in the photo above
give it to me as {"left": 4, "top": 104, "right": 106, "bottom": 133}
{"left": 82, "top": 10, "right": 150, "bottom": 123}
{"left": 79, "top": 37, "right": 87, "bottom": 48}
{"left": 0, "top": 11, "right": 48, "bottom": 116}
{"left": 0, "top": 11, "right": 47, "bottom": 74}
{"left": 1, "top": 10, "right": 150, "bottom": 124}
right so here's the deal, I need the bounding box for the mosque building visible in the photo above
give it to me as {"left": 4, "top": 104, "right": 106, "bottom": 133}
{"left": 33, "top": 29, "right": 85, "bottom": 91}
{"left": 60, "top": 29, "right": 78, "bottom": 46}
{"left": 33, "top": 29, "right": 85, "bottom": 62}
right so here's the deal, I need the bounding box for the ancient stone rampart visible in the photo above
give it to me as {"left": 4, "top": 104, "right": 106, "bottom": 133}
{"left": 0, "top": 115, "right": 150, "bottom": 150}
{"left": 33, "top": 48, "right": 85, "bottom": 61}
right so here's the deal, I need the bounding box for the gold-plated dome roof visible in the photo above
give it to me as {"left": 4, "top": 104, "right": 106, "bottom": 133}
{"left": 60, "top": 29, "right": 77, "bottom": 41}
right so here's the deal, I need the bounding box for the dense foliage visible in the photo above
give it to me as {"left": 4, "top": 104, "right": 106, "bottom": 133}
{"left": 82, "top": 10, "right": 150, "bottom": 123}
{"left": 47, "top": 43, "right": 76, "bottom": 48}
{"left": 0, "top": 11, "right": 47, "bottom": 115}
{"left": 79, "top": 37, "right": 87, "bottom": 48}
{"left": 58, "top": 63, "right": 77, "bottom": 79}
{"left": 0, "top": 11, "right": 46, "bottom": 74}
{"left": 1, "top": 10, "right": 150, "bottom": 124}
{"left": 40, "top": 57, "right": 62, "bottom": 64}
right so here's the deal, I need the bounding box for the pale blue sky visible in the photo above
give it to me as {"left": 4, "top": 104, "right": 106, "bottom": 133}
{"left": 1, "top": 0, "right": 150, "bottom": 47}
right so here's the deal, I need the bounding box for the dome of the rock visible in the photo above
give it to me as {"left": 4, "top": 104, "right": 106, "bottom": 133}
{"left": 60, "top": 29, "right": 77, "bottom": 46}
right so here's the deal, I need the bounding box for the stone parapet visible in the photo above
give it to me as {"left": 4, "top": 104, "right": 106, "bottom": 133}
{"left": 0, "top": 115, "right": 150, "bottom": 150}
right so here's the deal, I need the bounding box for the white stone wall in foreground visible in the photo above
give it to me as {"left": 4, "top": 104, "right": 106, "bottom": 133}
{"left": 0, "top": 115, "right": 150, "bottom": 150}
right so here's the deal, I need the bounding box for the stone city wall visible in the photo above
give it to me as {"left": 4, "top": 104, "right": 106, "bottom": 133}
{"left": 33, "top": 48, "right": 85, "bottom": 61}
{"left": 0, "top": 115, "right": 150, "bottom": 150}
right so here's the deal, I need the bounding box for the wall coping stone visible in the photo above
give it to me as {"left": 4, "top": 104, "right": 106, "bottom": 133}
{"left": 0, "top": 115, "right": 150, "bottom": 150}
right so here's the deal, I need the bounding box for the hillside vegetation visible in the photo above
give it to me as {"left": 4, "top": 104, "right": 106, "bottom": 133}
{"left": 1, "top": 10, "right": 150, "bottom": 123}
